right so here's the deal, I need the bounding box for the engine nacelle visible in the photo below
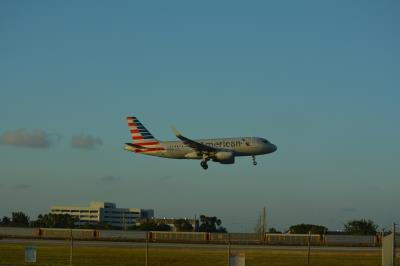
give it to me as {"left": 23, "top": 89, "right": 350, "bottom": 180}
{"left": 213, "top": 151, "right": 235, "bottom": 164}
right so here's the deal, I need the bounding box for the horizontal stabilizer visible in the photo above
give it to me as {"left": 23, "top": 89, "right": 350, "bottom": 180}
{"left": 125, "top": 143, "right": 147, "bottom": 149}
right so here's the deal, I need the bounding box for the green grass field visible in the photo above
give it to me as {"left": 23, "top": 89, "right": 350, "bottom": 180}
{"left": 0, "top": 243, "right": 397, "bottom": 266}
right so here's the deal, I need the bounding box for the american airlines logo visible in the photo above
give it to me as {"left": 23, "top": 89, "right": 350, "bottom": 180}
{"left": 200, "top": 141, "right": 244, "bottom": 148}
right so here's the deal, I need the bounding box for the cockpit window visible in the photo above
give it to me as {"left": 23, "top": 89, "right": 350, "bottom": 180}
{"left": 262, "top": 139, "right": 270, "bottom": 144}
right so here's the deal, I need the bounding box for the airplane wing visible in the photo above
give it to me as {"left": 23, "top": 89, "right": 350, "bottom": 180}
{"left": 171, "top": 126, "right": 218, "bottom": 153}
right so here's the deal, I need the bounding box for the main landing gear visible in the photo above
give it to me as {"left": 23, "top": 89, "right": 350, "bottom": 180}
{"left": 200, "top": 158, "right": 209, "bottom": 170}
{"left": 252, "top": 156, "right": 257, "bottom": 166}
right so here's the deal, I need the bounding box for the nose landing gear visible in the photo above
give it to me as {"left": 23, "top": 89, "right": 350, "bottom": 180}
{"left": 252, "top": 156, "right": 257, "bottom": 166}
{"left": 200, "top": 157, "right": 210, "bottom": 170}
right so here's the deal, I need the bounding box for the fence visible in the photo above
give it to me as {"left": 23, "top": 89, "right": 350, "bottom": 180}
{"left": 266, "top": 233, "right": 321, "bottom": 245}
{"left": 149, "top": 231, "right": 207, "bottom": 242}
{"left": 323, "top": 234, "right": 378, "bottom": 247}
{"left": 0, "top": 227, "right": 389, "bottom": 247}
{"left": 37, "top": 228, "right": 97, "bottom": 239}
{"left": 212, "top": 233, "right": 261, "bottom": 244}
{"left": 98, "top": 230, "right": 147, "bottom": 240}
{"left": 0, "top": 227, "right": 36, "bottom": 238}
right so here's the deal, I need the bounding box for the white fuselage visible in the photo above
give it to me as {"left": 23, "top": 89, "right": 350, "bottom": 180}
{"left": 125, "top": 137, "right": 277, "bottom": 159}
{"left": 125, "top": 115, "right": 277, "bottom": 169}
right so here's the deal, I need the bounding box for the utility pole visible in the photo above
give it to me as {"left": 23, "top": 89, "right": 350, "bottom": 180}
{"left": 262, "top": 207, "right": 266, "bottom": 236}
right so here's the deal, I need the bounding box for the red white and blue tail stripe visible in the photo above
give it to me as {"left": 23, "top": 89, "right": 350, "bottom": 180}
{"left": 126, "top": 116, "right": 165, "bottom": 153}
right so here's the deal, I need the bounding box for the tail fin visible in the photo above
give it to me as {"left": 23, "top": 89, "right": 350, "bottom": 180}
{"left": 126, "top": 116, "right": 163, "bottom": 149}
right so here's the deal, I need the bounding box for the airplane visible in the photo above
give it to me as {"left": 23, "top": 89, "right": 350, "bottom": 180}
{"left": 124, "top": 116, "right": 277, "bottom": 170}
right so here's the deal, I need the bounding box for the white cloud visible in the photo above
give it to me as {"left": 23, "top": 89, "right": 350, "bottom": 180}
{"left": 0, "top": 129, "right": 54, "bottom": 148}
{"left": 71, "top": 134, "right": 103, "bottom": 150}
{"left": 13, "top": 184, "right": 31, "bottom": 190}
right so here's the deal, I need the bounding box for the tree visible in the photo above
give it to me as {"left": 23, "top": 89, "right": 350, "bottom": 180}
{"left": 268, "top": 227, "right": 281, "bottom": 234}
{"left": 344, "top": 219, "right": 378, "bottom": 235}
{"left": 289, "top": 224, "right": 327, "bottom": 235}
{"left": 138, "top": 220, "right": 158, "bottom": 231}
{"left": 198, "top": 215, "right": 227, "bottom": 233}
{"left": 11, "top": 212, "right": 30, "bottom": 227}
{"left": 1, "top": 216, "right": 11, "bottom": 226}
{"left": 173, "top": 219, "right": 194, "bottom": 232}
{"left": 137, "top": 220, "right": 171, "bottom": 231}
{"left": 156, "top": 223, "right": 171, "bottom": 231}
{"left": 31, "top": 213, "right": 78, "bottom": 228}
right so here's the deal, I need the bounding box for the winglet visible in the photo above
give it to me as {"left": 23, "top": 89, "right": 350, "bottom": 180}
{"left": 170, "top": 125, "right": 215, "bottom": 152}
{"left": 171, "top": 125, "right": 182, "bottom": 138}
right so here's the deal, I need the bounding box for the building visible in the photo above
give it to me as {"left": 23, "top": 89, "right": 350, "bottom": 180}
{"left": 51, "top": 201, "right": 154, "bottom": 228}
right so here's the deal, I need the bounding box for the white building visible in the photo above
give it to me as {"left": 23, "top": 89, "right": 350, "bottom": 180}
{"left": 51, "top": 201, "right": 154, "bottom": 228}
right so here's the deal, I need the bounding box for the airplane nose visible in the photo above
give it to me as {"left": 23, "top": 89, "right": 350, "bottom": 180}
{"left": 271, "top": 144, "right": 277, "bottom": 152}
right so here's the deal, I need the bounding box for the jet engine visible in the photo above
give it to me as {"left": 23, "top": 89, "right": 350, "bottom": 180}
{"left": 213, "top": 151, "right": 235, "bottom": 164}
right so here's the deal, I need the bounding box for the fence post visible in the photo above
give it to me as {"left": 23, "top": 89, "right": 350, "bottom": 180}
{"left": 394, "top": 223, "right": 396, "bottom": 266}
{"left": 307, "top": 231, "right": 311, "bottom": 266}
{"left": 261, "top": 232, "right": 264, "bottom": 245}
{"left": 146, "top": 231, "right": 149, "bottom": 266}
{"left": 70, "top": 229, "right": 73, "bottom": 266}
{"left": 228, "top": 233, "right": 231, "bottom": 266}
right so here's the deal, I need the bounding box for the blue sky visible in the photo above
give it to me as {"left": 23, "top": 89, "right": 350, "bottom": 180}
{"left": 1, "top": 0, "right": 399, "bottom": 232}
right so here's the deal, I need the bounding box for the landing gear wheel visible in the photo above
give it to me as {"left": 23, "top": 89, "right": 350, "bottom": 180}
{"left": 252, "top": 156, "right": 257, "bottom": 166}
{"left": 200, "top": 161, "right": 208, "bottom": 170}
